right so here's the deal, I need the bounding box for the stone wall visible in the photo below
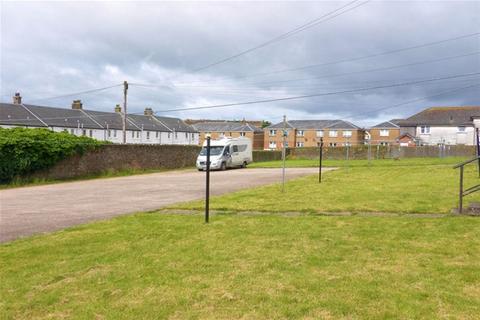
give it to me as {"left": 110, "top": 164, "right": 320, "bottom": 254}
{"left": 30, "top": 144, "right": 202, "bottom": 180}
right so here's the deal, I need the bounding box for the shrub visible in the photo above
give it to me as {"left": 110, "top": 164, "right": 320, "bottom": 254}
{"left": 0, "top": 128, "right": 104, "bottom": 183}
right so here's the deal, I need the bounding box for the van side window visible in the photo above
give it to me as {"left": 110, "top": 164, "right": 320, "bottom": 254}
{"left": 233, "top": 145, "right": 239, "bottom": 153}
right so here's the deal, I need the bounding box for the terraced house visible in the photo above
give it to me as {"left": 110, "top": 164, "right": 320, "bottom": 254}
{"left": 0, "top": 93, "right": 199, "bottom": 145}
{"left": 192, "top": 120, "right": 264, "bottom": 149}
{"left": 265, "top": 120, "right": 364, "bottom": 150}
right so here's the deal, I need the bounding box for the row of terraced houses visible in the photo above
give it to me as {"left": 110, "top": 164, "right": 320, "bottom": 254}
{"left": 1, "top": 93, "right": 479, "bottom": 149}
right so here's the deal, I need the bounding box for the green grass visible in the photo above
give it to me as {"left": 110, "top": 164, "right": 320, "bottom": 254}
{"left": 249, "top": 157, "right": 470, "bottom": 168}
{"left": 176, "top": 158, "right": 480, "bottom": 214}
{"left": 1, "top": 213, "right": 479, "bottom": 319}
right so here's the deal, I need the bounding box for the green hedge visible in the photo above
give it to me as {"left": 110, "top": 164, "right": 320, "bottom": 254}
{"left": 0, "top": 128, "right": 104, "bottom": 183}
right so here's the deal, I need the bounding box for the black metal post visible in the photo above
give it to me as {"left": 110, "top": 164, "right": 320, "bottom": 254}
{"left": 459, "top": 166, "right": 464, "bottom": 214}
{"left": 476, "top": 128, "right": 480, "bottom": 177}
{"left": 205, "top": 137, "right": 211, "bottom": 223}
{"left": 319, "top": 138, "right": 323, "bottom": 183}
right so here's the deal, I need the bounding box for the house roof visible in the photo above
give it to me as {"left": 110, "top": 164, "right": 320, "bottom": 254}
{"left": 267, "top": 119, "right": 360, "bottom": 130}
{"left": 371, "top": 119, "right": 402, "bottom": 129}
{"left": 192, "top": 121, "right": 262, "bottom": 133}
{"left": 0, "top": 103, "right": 47, "bottom": 127}
{"left": 398, "top": 106, "right": 480, "bottom": 126}
{"left": 0, "top": 102, "right": 197, "bottom": 132}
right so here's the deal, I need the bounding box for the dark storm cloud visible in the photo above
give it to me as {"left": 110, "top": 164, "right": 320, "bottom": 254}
{"left": 1, "top": 1, "right": 479, "bottom": 126}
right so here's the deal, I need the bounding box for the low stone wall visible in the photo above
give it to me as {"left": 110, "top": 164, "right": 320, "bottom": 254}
{"left": 29, "top": 144, "right": 202, "bottom": 180}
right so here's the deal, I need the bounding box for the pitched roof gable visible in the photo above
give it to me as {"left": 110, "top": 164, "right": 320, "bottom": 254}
{"left": 398, "top": 106, "right": 480, "bottom": 126}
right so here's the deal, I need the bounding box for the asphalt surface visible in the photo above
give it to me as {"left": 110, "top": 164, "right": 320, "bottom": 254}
{"left": 0, "top": 167, "right": 330, "bottom": 242}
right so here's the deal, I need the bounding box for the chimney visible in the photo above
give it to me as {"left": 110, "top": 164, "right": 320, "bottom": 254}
{"left": 71, "top": 100, "right": 83, "bottom": 110}
{"left": 114, "top": 104, "right": 122, "bottom": 113}
{"left": 13, "top": 92, "right": 22, "bottom": 105}
{"left": 144, "top": 107, "right": 153, "bottom": 116}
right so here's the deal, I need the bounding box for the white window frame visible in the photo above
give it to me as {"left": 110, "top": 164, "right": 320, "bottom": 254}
{"left": 457, "top": 126, "right": 466, "bottom": 133}
{"left": 146, "top": 131, "right": 150, "bottom": 139}
{"left": 329, "top": 130, "right": 338, "bottom": 137}
{"left": 343, "top": 130, "right": 352, "bottom": 137}
{"left": 240, "top": 132, "right": 246, "bottom": 137}
{"left": 316, "top": 130, "right": 323, "bottom": 137}
{"left": 297, "top": 130, "right": 304, "bottom": 137}
{"left": 420, "top": 126, "right": 430, "bottom": 134}
{"left": 329, "top": 142, "right": 337, "bottom": 147}
{"left": 269, "top": 141, "right": 277, "bottom": 148}
{"left": 296, "top": 142, "right": 304, "bottom": 148}
{"left": 379, "top": 129, "right": 389, "bottom": 137}
{"left": 269, "top": 129, "right": 277, "bottom": 136}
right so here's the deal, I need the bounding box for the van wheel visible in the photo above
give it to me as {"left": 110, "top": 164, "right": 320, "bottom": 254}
{"left": 198, "top": 168, "right": 203, "bottom": 171}
{"left": 220, "top": 162, "right": 227, "bottom": 171}
{"left": 241, "top": 161, "right": 247, "bottom": 168}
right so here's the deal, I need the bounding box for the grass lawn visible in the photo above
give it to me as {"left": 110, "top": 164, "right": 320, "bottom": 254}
{"left": 175, "top": 157, "right": 480, "bottom": 214}
{"left": 1, "top": 213, "right": 479, "bottom": 319}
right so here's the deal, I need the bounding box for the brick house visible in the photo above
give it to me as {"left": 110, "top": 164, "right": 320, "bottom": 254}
{"left": 192, "top": 121, "right": 264, "bottom": 149}
{"left": 367, "top": 119, "right": 402, "bottom": 146}
{"left": 264, "top": 120, "right": 364, "bottom": 150}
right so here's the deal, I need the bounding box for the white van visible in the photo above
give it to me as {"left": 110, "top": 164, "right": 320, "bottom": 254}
{"left": 196, "top": 137, "right": 253, "bottom": 171}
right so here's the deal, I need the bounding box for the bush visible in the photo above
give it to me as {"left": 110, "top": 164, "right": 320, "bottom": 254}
{"left": 0, "top": 128, "right": 104, "bottom": 183}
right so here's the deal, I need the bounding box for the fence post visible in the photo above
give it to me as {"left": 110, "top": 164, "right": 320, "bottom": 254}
{"left": 319, "top": 138, "right": 323, "bottom": 183}
{"left": 459, "top": 165, "right": 464, "bottom": 214}
{"left": 205, "top": 136, "right": 211, "bottom": 223}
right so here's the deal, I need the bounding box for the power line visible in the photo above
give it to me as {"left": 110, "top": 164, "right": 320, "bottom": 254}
{"left": 174, "top": 32, "right": 480, "bottom": 85}
{"left": 169, "top": 0, "right": 369, "bottom": 80}
{"left": 173, "top": 51, "right": 480, "bottom": 88}
{"left": 25, "top": 84, "right": 123, "bottom": 103}
{"left": 153, "top": 72, "right": 480, "bottom": 113}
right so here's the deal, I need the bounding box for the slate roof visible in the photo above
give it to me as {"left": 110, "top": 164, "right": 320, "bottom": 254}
{"left": 398, "top": 106, "right": 480, "bottom": 126}
{"left": 371, "top": 119, "right": 402, "bottom": 129}
{"left": 0, "top": 102, "right": 46, "bottom": 127}
{"left": 267, "top": 119, "right": 360, "bottom": 130}
{"left": 0, "top": 102, "right": 197, "bottom": 132}
{"left": 193, "top": 121, "right": 263, "bottom": 133}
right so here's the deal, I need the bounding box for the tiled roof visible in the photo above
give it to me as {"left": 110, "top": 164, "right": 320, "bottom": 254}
{"left": 0, "top": 103, "right": 47, "bottom": 127}
{"left": 0, "top": 102, "right": 197, "bottom": 132}
{"left": 398, "top": 106, "right": 480, "bottom": 126}
{"left": 268, "top": 119, "right": 359, "bottom": 130}
{"left": 371, "top": 119, "right": 402, "bottom": 129}
{"left": 193, "top": 121, "right": 262, "bottom": 133}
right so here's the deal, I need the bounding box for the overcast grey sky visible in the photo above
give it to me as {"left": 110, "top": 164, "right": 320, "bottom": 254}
{"left": 1, "top": 0, "right": 479, "bottom": 125}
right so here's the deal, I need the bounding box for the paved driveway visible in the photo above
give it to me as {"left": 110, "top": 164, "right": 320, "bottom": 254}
{"left": 0, "top": 168, "right": 330, "bottom": 242}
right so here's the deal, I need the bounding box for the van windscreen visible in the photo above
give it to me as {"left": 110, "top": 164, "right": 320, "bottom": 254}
{"left": 200, "top": 146, "right": 224, "bottom": 156}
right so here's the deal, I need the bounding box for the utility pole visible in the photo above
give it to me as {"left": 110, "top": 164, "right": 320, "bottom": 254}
{"left": 282, "top": 115, "right": 287, "bottom": 193}
{"left": 122, "top": 80, "right": 128, "bottom": 144}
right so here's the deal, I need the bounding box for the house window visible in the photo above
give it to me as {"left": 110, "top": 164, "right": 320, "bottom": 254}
{"left": 458, "top": 126, "right": 466, "bottom": 132}
{"left": 296, "top": 142, "right": 304, "bottom": 148}
{"left": 380, "top": 142, "right": 389, "bottom": 146}
{"left": 240, "top": 132, "right": 246, "bottom": 136}
{"left": 89, "top": 130, "right": 93, "bottom": 137}
{"left": 156, "top": 131, "right": 160, "bottom": 138}
{"left": 132, "top": 131, "right": 135, "bottom": 138}
{"left": 329, "top": 130, "right": 338, "bottom": 137}
{"left": 269, "top": 129, "right": 277, "bottom": 136}
{"left": 316, "top": 130, "right": 323, "bottom": 137}
{"left": 113, "top": 130, "right": 117, "bottom": 137}
{"left": 137, "top": 131, "right": 140, "bottom": 138}
{"left": 380, "top": 129, "right": 389, "bottom": 137}
{"left": 420, "top": 126, "right": 430, "bottom": 134}
{"left": 185, "top": 132, "right": 188, "bottom": 139}
{"left": 70, "top": 129, "right": 75, "bottom": 135}
{"left": 343, "top": 130, "right": 352, "bottom": 137}
{"left": 297, "top": 130, "right": 304, "bottom": 137}
{"left": 168, "top": 132, "right": 171, "bottom": 139}
{"left": 343, "top": 142, "right": 351, "bottom": 147}
{"left": 82, "top": 129, "right": 86, "bottom": 136}
{"left": 329, "top": 142, "right": 337, "bottom": 147}
{"left": 146, "top": 131, "right": 150, "bottom": 139}
{"left": 220, "top": 132, "right": 225, "bottom": 137}
{"left": 108, "top": 130, "right": 111, "bottom": 138}
{"left": 175, "top": 132, "right": 178, "bottom": 139}
{"left": 269, "top": 141, "right": 277, "bottom": 148}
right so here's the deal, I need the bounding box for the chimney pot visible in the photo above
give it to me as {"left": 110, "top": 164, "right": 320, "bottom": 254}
{"left": 114, "top": 104, "right": 122, "bottom": 113}
{"left": 144, "top": 107, "right": 153, "bottom": 116}
{"left": 13, "top": 92, "right": 22, "bottom": 105}
{"left": 71, "top": 99, "right": 83, "bottom": 110}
